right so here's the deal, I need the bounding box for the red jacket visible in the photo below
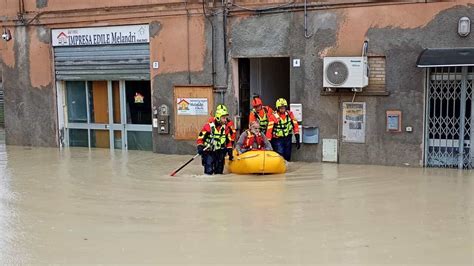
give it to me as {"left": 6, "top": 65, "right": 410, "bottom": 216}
{"left": 197, "top": 118, "right": 233, "bottom": 149}
{"left": 236, "top": 130, "right": 273, "bottom": 154}
{"left": 242, "top": 131, "right": 266, "bottom": 150}
{"left": 266, "top": 111, "right": 299, "bottom": 140}
{"left": 208, "top": 116, "right": 236, "bottom": 144}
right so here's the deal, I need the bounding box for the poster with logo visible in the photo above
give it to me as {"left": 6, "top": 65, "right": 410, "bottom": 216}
{"left": 342, "top": 102, "right": 366, "bottom": 143}
{"left": 177, "top": 98, "right": 208, "bottom": 116}
{"left": 52, "top": 25, "right": 149, "bottom": 47}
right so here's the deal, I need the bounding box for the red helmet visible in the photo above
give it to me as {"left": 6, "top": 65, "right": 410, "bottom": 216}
{"left": 252, "top": 97, "right": 263, "bottom": 107}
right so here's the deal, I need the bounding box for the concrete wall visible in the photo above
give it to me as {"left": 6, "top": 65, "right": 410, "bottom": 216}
{"left": 0, "top": 0, "right": 473, "bottom": 166}
{"left": 229, "top": 1, "right": 474, "bottom": 166}
{"left": 0, "top": 26, "right": 57, "bottom": 146}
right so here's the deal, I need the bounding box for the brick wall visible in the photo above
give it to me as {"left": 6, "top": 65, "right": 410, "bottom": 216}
{"left": 368, "top": 56, "right": 386, "bottom": 91}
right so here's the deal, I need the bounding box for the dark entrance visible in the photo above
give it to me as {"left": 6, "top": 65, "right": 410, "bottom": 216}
{"left": 238, "top": 57, "right": 290, "bottom": 132}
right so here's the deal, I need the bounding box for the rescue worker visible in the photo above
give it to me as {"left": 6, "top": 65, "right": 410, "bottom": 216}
{"left": 266, "top": 98, "right": 300, "bottom": 161}
{"left": 209, "top": 104, "right": 237, "bottom": 147}
{"left": 197, "top": 106, "right": 234, "bottom": 175}
{"left": 248, "top": 96, "right": 273, "bottom": 135}
{"left": 235, "top": 121, "right": 273, "bottom": 155}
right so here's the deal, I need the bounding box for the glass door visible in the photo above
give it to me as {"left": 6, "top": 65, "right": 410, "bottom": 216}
{"left": 66, "top": 80, "right": 115, "bottom": 149}
{"left": 64, "top": 80, "right": 152, "bottom": 151}
{"left": 122, "top": 81, "right": 153, "bottom": 151}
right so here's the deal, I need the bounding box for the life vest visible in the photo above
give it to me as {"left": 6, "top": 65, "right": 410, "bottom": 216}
{"left": 252, "top": 107, "right": 269, "bottom": 132}
{"left": 243, "top": 130, "right": 266, "bottom": 150}
{"left": 273, "top": 111, "right": 293, "bottom": 138}
{"left": 205, "top": 122, "right": 227, "bottom": 151}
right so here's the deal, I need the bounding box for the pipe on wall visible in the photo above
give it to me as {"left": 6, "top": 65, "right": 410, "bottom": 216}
{"left": 203, "top": 0, "right": 216, "bottom": 87}
{"left": 185, "top": 0, "right": 191, "bottom": 84}
{"left": 304, "top": 0, "right": 312, "bottom": 39}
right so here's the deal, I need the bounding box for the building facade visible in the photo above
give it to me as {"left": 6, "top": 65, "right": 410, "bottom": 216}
{"left": 0, "top": 0, "right": 473, "bottom": 168}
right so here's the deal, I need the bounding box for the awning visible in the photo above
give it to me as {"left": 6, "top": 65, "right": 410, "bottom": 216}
{"left": 417, "top": 48, "right": 474, "bottom": 67}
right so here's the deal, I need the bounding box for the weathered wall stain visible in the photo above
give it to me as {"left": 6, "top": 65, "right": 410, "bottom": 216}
{"left": 329, "top": 1, "right": 473, "bottom": 56}
{"left": 149, "top": 21, "right": 162, "bottom": 38}
{"left": 3, "top": 26, "right": 57, "bottom": 147}
{"left": 29, "top": 27, "right": 52, "bottom": 88}
{"left": 36, "top": 0, "right": 48, "bottom": 9}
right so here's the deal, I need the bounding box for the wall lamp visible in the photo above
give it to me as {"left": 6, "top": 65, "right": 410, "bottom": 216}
{"left": 2, "top": 28, "right": 12, "bottom": 42}
{"left": 458, "top": 17, "right": 471, "bottom": 37}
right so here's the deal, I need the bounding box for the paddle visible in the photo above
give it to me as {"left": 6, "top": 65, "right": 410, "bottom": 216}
{"left": 170, "top": 146, "right": 209, "bottom": 176}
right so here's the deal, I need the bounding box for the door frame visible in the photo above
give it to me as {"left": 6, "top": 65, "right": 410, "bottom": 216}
{"left": 57, "top": 80, "right": 152, "bottom": 150}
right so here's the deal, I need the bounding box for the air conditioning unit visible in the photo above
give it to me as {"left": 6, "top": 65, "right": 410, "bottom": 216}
{"left": 323, "top": 57, "right": 369, "bottom": 89}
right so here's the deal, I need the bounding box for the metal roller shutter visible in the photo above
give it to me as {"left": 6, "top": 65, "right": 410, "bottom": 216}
{"left": 54, "top": 44, "right": 150, "bottom": 81}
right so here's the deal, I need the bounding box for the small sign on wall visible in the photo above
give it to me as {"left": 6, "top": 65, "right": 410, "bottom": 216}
{"left": 177, "top": 98, "right": 208, "bottom": 116}
{"left": 290, "top": 103, "right": 303, "bottom": 122}
{"left": 386, "top": 110, "right": 402, "bottom": 132}
{"left": 342, "top": 102, "right": 366, "bottom": 143}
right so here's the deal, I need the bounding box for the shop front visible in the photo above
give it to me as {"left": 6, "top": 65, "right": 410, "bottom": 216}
{"left": 53, "top": 25, "right": 153, "bottom": 150}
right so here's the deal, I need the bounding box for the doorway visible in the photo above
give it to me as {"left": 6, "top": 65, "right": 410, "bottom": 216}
{"left": 425, "top": 66, "right": 474, "bottom": 168}
{"left": 238, "top": 57, "right": 290, "bottom": 131}
{"left": 62, "top": 80, "right": 153, "bottom": 151}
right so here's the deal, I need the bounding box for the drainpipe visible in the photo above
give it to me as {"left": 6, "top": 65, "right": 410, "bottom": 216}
{"left": 222, "top": 0, "right": 228, "bottom": 64}
{"left": 185, "top": 0, "right": 191, "bottom": 84}
{"left": 304, "top": 0, "right": 312, "bottom": 38}
{"left": 203, "top": 0, "right": 215, "bottom": 87}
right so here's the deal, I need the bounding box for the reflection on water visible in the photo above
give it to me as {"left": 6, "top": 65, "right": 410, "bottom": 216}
{"left": 0, "top": 135, "right": 473, "bottom": 264}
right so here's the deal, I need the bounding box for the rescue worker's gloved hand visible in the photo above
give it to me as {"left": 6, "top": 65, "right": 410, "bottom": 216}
{"left": 227, "top": 148, "right": 234, "bottom": 161}
{"left": 295, "top": 134, "right": 301, "bottom": 150}
{"left": 197, "top": 145, "right": 205, "bottom": 155}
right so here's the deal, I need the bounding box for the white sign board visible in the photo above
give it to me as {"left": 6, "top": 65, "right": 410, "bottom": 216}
{"left": 52, "top": 24, "right": 149, "bottom": 47}
{"left": 290, "top": 103, "right": 303, "bottom": 122}
{"left": 342, "top": 102, "right": 366, "bottom": 143}
{"left": 322, "top": 139, "right": 338, "bottom": 162}
{"left": 177, "top": 98, "right": 208, "bottom": 116}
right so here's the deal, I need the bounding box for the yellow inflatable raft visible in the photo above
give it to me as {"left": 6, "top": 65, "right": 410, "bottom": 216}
{"left": 228, "top": 150, "right": 286, "bottom": 174}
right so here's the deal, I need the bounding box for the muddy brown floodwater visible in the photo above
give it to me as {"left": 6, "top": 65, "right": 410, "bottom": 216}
{"left": 0, "top": 141, "right": 473, "bottom": 264}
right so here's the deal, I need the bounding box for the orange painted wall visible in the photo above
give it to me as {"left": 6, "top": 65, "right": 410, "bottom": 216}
{"left": 29, "top": 27, "right": 53, "bottom": 88}
{"left": 325, "top": 1, "right": 473, "bottom": 56}
{"left": 150, "top": 16, "right": 206, "bottom": 77}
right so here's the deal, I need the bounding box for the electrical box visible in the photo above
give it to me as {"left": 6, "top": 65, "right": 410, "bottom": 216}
{"left": 290, "top": 103, "right": 303, "bottom": 122}
{"left": 158, "top": 115, "right": 169, "bottom": 134}
{"left": 322, "top": 139, "right": 338, "bottom": 162}
{"left": 386, "top": 110, "right": 402, "bottom": 132}
{"left": 302, "top": 126, "right": 319, "bottom": 144}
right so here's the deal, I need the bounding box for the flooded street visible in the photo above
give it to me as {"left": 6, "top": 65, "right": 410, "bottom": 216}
{"left": 0, "top": 140, "right": 473, "bottom": 264}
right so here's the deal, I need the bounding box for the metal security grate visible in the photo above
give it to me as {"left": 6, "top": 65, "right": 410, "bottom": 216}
{"left": 425, "top": 66, "right": 474, "bottom": 169}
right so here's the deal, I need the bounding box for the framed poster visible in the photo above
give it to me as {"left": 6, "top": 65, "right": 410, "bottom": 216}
{"left": 342, "top": 102, "right": 366, "bottom": 143}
